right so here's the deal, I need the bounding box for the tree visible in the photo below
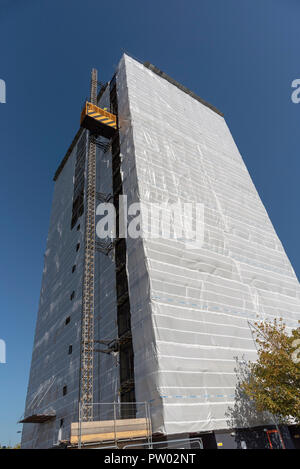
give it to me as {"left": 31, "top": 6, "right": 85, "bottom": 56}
{"left": 242, "top": 318, "right": 300, "bottom": 423}
{"left": 0, "top": 443, "right": 21, "bottom": 449}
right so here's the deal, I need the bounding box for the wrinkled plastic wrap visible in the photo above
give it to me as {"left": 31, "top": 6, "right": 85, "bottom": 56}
{"left": 117, "top": 55, "right": 300, "bottom": 435}
{"left": 21, "top": 132, "right": 87, "bottom": 448}
{"left": 22, "top": 54, "right": 300, "bottom": 448}
{"left": 21, "top": 86, "right": 118, "bottom": 448}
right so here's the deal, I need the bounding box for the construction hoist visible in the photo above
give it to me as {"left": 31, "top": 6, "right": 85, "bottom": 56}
{"left": 79, "top": 69, "right": 117, "bottom": 421}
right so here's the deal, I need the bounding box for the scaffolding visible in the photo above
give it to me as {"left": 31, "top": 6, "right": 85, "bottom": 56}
{"left": 79, "top": 69, "right": 118, "bottom": 423}
{"left": 71, "top": 402, "right": 152, "bottom": 449}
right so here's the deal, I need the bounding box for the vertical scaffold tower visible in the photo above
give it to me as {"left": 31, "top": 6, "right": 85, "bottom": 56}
{"left": 79, "top": 68, "right": 98, "bottom": 421}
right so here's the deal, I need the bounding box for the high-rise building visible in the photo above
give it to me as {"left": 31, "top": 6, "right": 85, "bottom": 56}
{"left": 21, "top": 55, "right": 300, "bottom": 449}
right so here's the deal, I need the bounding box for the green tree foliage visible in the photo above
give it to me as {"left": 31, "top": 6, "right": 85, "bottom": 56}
{"left": 242, "top": 319, "right": 300, "bottom": 423}
{"left": 0, "top": 443, "right": 21, "bottom": 449}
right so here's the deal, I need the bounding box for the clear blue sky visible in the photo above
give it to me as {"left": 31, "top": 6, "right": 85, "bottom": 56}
{"left": 0, "top": 0, "right": 299, "bottom": 446}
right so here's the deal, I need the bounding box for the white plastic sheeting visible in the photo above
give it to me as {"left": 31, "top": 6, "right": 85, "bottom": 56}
{"left": 22, "top": 54, "right": 300, "bottom": 448}
{"left": 117, "top": 55, "right": 300, "bottom": 435}
{"left": 21, "top": 132, "right": 86, "bottom": 448}
{"left": 21, "top": 85, "right": 118, "bottom": 448}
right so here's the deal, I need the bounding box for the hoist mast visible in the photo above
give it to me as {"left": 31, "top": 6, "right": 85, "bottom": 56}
{"left": 79, "top": 69, "right": 117, "bottom": 422}
{"left": 79, "top": 69, "right": 98, "bottom": 421}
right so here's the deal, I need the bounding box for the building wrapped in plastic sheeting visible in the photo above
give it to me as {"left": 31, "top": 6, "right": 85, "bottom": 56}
{"left": 21, "top": 54, "right": 300, "bottom": 448}
{"left": 116, "top": 55, "right": 300, "bottom": 436}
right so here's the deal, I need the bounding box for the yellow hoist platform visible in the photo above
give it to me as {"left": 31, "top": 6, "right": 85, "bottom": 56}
{"left": 80, "top": 101, "right": 117, "bottom": 138}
